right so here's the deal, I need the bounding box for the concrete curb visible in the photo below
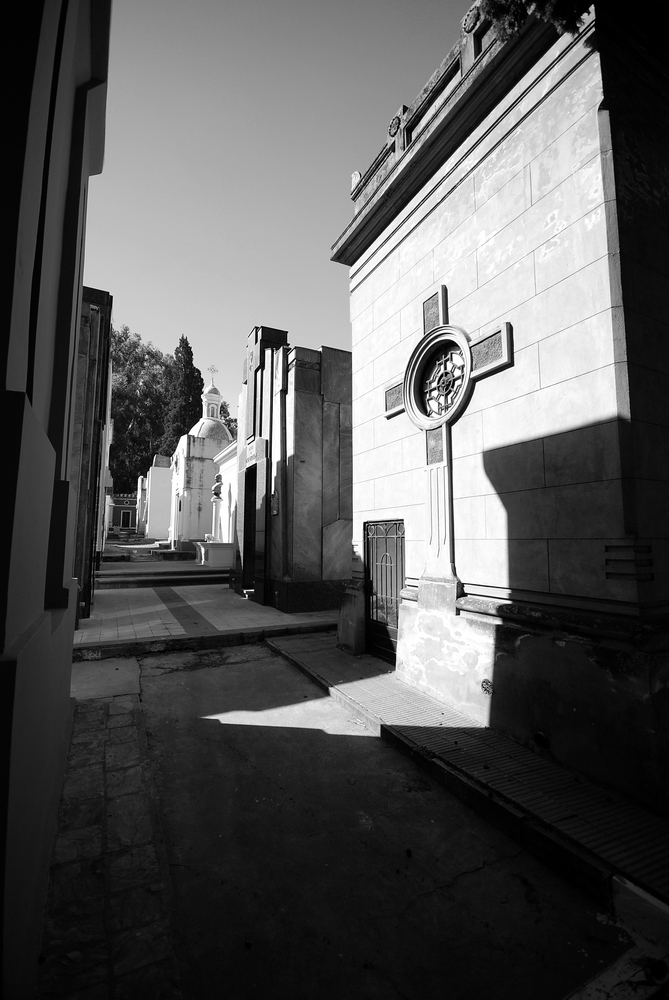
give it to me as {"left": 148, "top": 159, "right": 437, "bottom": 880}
{"left": 267, "top": 638, "right": 669, "bottom": 934}
{"left": 73, "top": 622, "right": 337, "bottom": 661}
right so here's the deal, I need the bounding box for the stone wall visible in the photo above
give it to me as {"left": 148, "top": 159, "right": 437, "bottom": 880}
{"left": 332, "top": 11, "right": 669, "bottom": 812}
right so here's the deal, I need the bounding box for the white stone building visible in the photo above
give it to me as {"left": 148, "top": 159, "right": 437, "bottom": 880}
{"left": 168, "top": 381, "right": 234, "bottom": 548}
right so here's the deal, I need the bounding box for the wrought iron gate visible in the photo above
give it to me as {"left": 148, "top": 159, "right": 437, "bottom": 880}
{"left": 364, "top": 520, "right": 405, "bottom": 664}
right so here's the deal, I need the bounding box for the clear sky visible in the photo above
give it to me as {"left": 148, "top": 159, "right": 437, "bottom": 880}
{"left": 84, "top": 0, "right": 472, "bottom": 415}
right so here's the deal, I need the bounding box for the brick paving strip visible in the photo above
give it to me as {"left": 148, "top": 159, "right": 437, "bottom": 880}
{"left": 268, "top": 633, "right": 669, "bottom": 915}
{"left": 152, "top": 588, "right": 220, "bottom": 636}
{"left": 38, "top": 695, "right": 186, "bottom": 999}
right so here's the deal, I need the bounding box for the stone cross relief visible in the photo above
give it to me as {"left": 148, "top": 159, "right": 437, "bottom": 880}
{"left": 400, "top": 286, "right": 513, "bottom": 599}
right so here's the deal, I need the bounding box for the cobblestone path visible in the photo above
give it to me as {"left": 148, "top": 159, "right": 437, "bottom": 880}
{"left": 38, "top": 695, "right": 183, "bottom": 998}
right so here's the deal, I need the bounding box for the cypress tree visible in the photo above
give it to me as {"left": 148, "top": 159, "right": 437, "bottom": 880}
{"left": 160, "top": 336, "right": 205, "bottom": 456}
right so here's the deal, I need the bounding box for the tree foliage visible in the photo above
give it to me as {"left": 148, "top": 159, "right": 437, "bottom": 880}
{"left": 219, "top": 398, "right": 238, "bottom": 441}
{"left": 159, "top": 336, "right": 205, "bottom": 457}
{"left": 109, "top": 328, "right": 237, "bottom": 492}
{"left": 478, "top": 0, "right": 591, "bottom": 39}
{"left": 109, "top": 326, "right": 173, "bottom": 492}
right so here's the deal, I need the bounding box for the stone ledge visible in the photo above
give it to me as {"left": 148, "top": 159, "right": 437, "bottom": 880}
{"left": 455, "top": 594, "right": 669, "bottom": 648}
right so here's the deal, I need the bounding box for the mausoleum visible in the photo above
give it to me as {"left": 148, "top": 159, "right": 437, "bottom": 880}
{"left": 332, "top": 7, "right": 669, "bottom": 813}
{"left": 233, "top": 326, "right": 352, "bottom": 612}
{"left": 168, "top": 379, "right": 234, "bottom": 548}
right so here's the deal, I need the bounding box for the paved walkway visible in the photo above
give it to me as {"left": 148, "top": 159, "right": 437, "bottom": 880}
{"left": 268, "top": 633, "right": 669, "bottom": 943}
{"left": 74, "top": 585, "right": 338, "bottom": 656}
{"left": 40, "top": 648, "right": 659, "bottom": 1000}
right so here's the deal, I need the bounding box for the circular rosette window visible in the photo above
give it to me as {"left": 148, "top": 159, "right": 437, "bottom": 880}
{"left": 403, "top": 326, "right": 472, "bottom": 430}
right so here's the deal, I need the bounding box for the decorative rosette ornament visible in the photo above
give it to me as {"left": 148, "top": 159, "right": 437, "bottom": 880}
{"left": 423, "top": 346, "right": 466, "bottom": 417}
{"left": 388, "top": 115, "right": 401, "bottom": 138}
{"left": 403, "top": 326, "right": 472, "bottom": 430}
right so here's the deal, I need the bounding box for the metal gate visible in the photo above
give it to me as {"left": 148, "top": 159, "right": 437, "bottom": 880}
{"left": 364, "top": 520, "right": 405, "bottom": 664}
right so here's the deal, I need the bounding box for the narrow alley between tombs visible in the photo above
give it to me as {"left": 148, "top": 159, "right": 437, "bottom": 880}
{"left": 40, "top": 642, "right": 637, "bottom": 999}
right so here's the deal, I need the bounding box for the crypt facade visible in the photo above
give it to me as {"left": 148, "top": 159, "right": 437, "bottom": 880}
{"left": 332, "top": 8, "right": 669, "bottom": 813}
{"left": 233, "top": 326, "right": 352, "bottom": 612}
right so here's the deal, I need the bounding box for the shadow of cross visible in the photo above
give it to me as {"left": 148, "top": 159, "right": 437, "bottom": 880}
{"left": 403, "top": 286, "right": 514, "bottom": 605}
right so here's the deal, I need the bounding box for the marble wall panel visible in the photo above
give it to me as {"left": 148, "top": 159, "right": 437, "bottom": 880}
{"left": 467, "top": 343, "right": 540, "bottom": 414}
{"left": 548, "top": 539, "right": 634, "bottom": 601}
{"left": 355, "top": 439, "right": 403, "bottom": 483}
{"left": 479, "top": 256, "right": 614, "bottom": 353}
{"left": 400, "top": 296, "right": 423, "bottom": 342}
{"left": 530, "top": 104, "right": 602, "bottom": 203}
{"left": 482, "top": 438, "right": 545, "bottom": 493}
{"left": 402, "top": 435, "right": 426, "bottom": 472}
{"left": 350, "top": 250, "right": 400, "bottom": 320}
{"left": 451, "top": 411, "right": 483, "bottom": 460}
{"left": 353, "top": 422, "right": 373, "bottom": 457}
{"left": 449, "top": 254, "right": 535, "bottom": 337}
{"left": 433, "top": 168, "right": 532, "bottom": 277}
{"left": 481, "top": 365, "right": 620, "bottom": 451}
{"left": 351, "top": 305, "right": 373, "bottom": 347}
{"left": 432, "top": 252, "right": 478, "bottom": 310}
{"left": 322, "top": 402, "right": 340, "bottom": 527}
{"left": 396, "top": 176, "right": 477, "bottom": 278}
{"left": 454, "top": 495, "right": 486, "bottom": 540}
{"left": 476, "top": 156, "right": 603, "bottom": 285}
{"left": 538, "top": 313, "right": 616, "bottom": 388}
{"left": 353, "top": 479, "right": 374, "bottom": 512}
{"left": 543, "top": 420, "right": 621, "bottom": 487}
{"left": 373, "top": 411, "right": 418, "bottom": 449}
{"left": 374, "top": 469, "right": 421, "bottom": 509}
{"left": 373, "top": 335, "right": 417, "bottom": 389}
{"left": 475, "top": 55, "right": 602, "bottom": 208}
{"left": 352, "top": 387, "right": 378, "bottom": 428}
{"left": 291, "top": 392, "right": 323, "bottom": 581}
{"left": 404, "top": 538, "right": 425, "bottom": 581}
{"left": 322, "top": 518, "right": 353, "bottom": 580}
{"left": 373, "top": 254, "right": 434, "bottom": 329}
{"left": 485, "top": 480, "right": 624, "bottom": 541}
{"left": 350, "top": 32, "right": 599, "bottom": 295}
{"left": 452, "top": 452, "right": 495, "bottom": 499}
{"left": 354, "top": 313, "right": 400, "bottom": 372}
{"left": 534, "top": 206, "right": 608, "bottom": 293}
{"left": 456, "top": 537, "right": 549, "bottom": 591}
{"left": 352, "top": 361, "right": 374, "bottom": 402}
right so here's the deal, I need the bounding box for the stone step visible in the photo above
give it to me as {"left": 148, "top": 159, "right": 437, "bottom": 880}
{"left": 95, "top": 568, "right": 230, "bottom": 589}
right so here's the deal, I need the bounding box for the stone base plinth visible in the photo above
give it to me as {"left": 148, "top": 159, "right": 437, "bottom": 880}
{"left": 194, "top": 542, "right": 235, "bottom": 568}
{"left": 396, "top": 588, "right": 669, "bottom": 815}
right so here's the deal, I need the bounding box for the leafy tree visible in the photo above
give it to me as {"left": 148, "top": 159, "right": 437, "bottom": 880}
{"left": 478, "top": 0, "right": 591, "bottom": 39}
{"left": 109, "top": 326, "right": 173, "bottom": 492}
{"left": 159, "top": 336, "right": 205, "bottom": 456}
{"left": 219, "top": 398, "right": 238, "bottom": 440}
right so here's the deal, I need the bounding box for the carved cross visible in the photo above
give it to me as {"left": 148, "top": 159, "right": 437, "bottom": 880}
{"left": 403, "top": 286, "right": 513, "bottom": 595}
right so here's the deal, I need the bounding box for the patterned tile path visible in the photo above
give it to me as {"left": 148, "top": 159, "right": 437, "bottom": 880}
{"left": 73, "top": 585, "right": 337, "bottom": 655}
{"left": 38, "top": 695, "right": 184, "bottom": 999}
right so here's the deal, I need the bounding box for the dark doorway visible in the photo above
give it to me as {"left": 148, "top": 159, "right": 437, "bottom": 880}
{"left": 242, "top": 464, "right": 257, "bottom": 591}
{"left": 364, "top": 520, "right": 405, "bottom": 664}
